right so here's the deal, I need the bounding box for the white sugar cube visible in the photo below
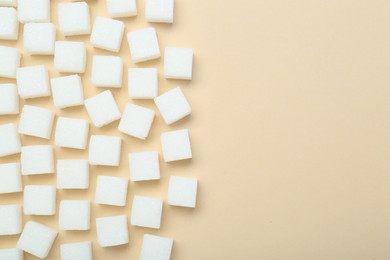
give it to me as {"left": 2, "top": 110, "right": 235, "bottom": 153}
{"left": 161, "top": 129, "right": 192, "bottom": 162}
{"left": 96, "top": 215, "right": 129, "bottom": 247}
{"left": 58, "top": 2, "right": 90, "bottom": 36}
{"left": 146, "top": 0, "right": 174, "bottom": 23}
{"left": 127, "top": 28, "right": 160, "bottom": 63}
{"left": 118, "top": 103, "right": 155, "bottom": 140}
{"left": 0, "top": 163, "right": 22, "bottom": 194}
{"left": 16, "top": 65, "right": 50, "bottom": 99}
{"left": 140, "top": 234, "right": 174, "bottom": 260}
{"left": 0, "top": 83, "right": 19, "bottom": 115}
{"left": 59, "top": 200, "right": 90, "bottom": 230}
{"left": 128, "top": 68, "right": 158, "bottom": 99}
{"left": 131, "top": 196, "right": 163, "bottom": 229}
{"left": 106, "top": 0, "right": 137, "bottom": 18}
{"left": 168, "top": 176, "right": 198, "bottom": 208}
{"left": 84, "top": 90, "right": 121, "bottom": 127}
{"left": 0, "top": 0, "right": 16, "bottom": 7}
{"left": 61, "top": 242, "right": 93, "bottom": 260}
{"left": 51, "top": 74, "right": 84, "bottom": 108}
{"left": 95, "top": 176, "right": 128, "bottom": 206}
{"left": 23, "top": 23, "right": 55, "bottom": 55}
{"left": 0, "top": 45, "right": 20, "bottom": 78}
{"left": 55, "top": 117, "right": 89, "bottom": 149}
{"left": 164, "top": 48, "right": 193, "bottom": 80}
{"left": 17, "top": 221, "right": 58, "bottom": 259}
{"left": 0, "top": 205, "right": 22, "bottom": 235}
{"left": 24, "top": 185, "right": 56, "bottom": 215}
{"left": 0, "top": 7, "right": 18, "bottom": 40}
{"left": 0, "top": 248, "right": 23, "bottom": 260}
{"left": 0, "top": 123, "right": 21, "bottom": 157}
{"left": 19, "top": 105, "right": 54, "bottom": 139}
{"left": 18, "top": 0, "right": 50, "bottom": 23}
{"left": 129, "top": 152, "right": 160, "bottom": 181}
{"left": 57, "top": 160, "right": 89, "bottom": 189}
{"left": 154, "top": 87, "right": 191, "bottom": 125}
{"left": 92, "top": 55, "right": 123, "bottom": 88}
{"left": 21, "top": 145, "right": 54, "bottom": 175}
{"left": 89, "top": 135, "right": 122, "bottom": 166}
{"left": 54, "top": 41, "right": 87, "bottom": 73}
{"left": 90, "top": 16, "right": 124, "bottom": 52}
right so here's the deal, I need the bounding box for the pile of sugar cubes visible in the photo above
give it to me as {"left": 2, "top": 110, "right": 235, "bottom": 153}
{"left": 0, "top": 0, "right": 198, "bottom": 258}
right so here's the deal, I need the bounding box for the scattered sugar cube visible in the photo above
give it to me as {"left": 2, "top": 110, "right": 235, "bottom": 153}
{"left": 128, "top": 68, "right": 158, "bottom": 99}
{"left": 59, "top": 200, "right": 90, "bottom": 230}
{"left": 51, "top": 74, "right": 84, "bottom": 108}
{"left": 129, "top": 151, "right": 160, "bottom": 181}
{"left": 16, "top": 65, "right": 50, "bottom": 99}
{"left": 90, "top": 16, "right": 124, "bottom": 52}
{"left": 57, "top": 160, "right": 89, "bottom": 189}
{"left": 55, "top": 117, "right": 89, "bottom": 149}
{"left": 89, "top": 135, "right": 122, "bottom": 166}
{"left": 96, "top": 215, "right": 129, "bottom": 247}
{"left": 84, "top": 90, "right": 121, "bottom": 127}
{"left": 0, "top": 205, "right": 22, "bottom": 235}
{"left": 58, "top": 2, "right": 90, "bottom": 36}
{"left": 0, "top": 248, "right": 23, "bottom": 260}
{"left": 154, "top": 87, "right": 191, "bottom": 125}
{"left": 95, "top": 176, "right": 128, "bottom": 206}
{"left": 0, "top": 163, "right": 22, "bottom": 194}
{"left": 0, "top": 45, "right": 20, "bottom": 78}
{"left": 92, "top": 55, "right": 123, "bottom": 88}
{"left": 131, "top": 195, "right": 163, "bottom": 229}
{"left": 0, "top": 83, "right": 19, "bottom": 115}
{"left": 18, "top": 0, "right": 50, "bottom": 23}
{"left": 0, "top": 7, "right": 18, "bottom": 40}
{"left": 140, "top": 234, "right": 174, "bottom": 260}
{"left": 21, "top": 145, "right": 54, "bottom": 175}
{"left": 24, "top": 185, "right": 56, "bottom": 215}
{"left": 17, "top": 221, "right": 58, "bottom": 259}
{"left": 0, "top": 0, "right": 16, "bottom": 7}
{"left": 0, "top": 123, "right": 21, "bottom": 157}
{"left": 145, "top": 0, "right": 174, "bottom": 23}
{"left": 61, "top": 242, "right": 93, "bottom": 260}
{"left": 19, "top": 105, "right": 54, "bottom": 139}
{"left": 118, "top": 103, "right": 155, "bottom": 140}
{"left": 164, "top": 48, "right": 193, "bottom": 80}
{"left": 106, "top": 0, "right": 137, "bottom": 18}
{"left": 23, "top": 23, "right": 55, "bottom": 55}
{"left": 127, "top": 28, "right": 160, "bottom": 63}
{"left": 168, "top": 176, "right": 198, "bottom": 208}
{"left": 160, "top": 129, "right": 192, "bottom": 162}
{"left": 54, "top": 41, "right": 87, "bottom": 73}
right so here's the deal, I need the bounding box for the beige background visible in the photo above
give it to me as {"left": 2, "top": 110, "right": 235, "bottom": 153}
{"left": 1, "top": 0, "right": 390, "bottom": 259}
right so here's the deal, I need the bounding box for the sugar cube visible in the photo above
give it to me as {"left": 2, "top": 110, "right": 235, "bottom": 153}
{"left": 128, "top": 68, "right": 158, "bottom": 99}
{"left": 0, "top": 0, "right": 16, "bottom": 7}
{"left": 54, "top": 41, "right": 87, "bottom": 73}
{"left": 17, "top": 221, "right": 58, "bottom": 259}
{"left": 127, "top": 28, "right": 160, "bottom": 63}
{"left": 90, "top": 16, "right": 124, "bottom": 52}
{"left": 129, "top": 151, "right": 160, "bottom": 181}
{"left": 0, "top": 248, "right": 23, "bottom": 260}
{"left": 16, "top": 65, "right": 50, "bottom": 99}
{"left": 92, "top": 55, "right": 123, "bottom": 88}
{"left": 168, "top": 176, "right": 198, "bottom": 208}
{"left": 145, "top": 0, "right": 174, "bottom": 23}
{"left": 21, "top": 145, "right": 54, "bottom": 175}
{"left": 58, "top": 2, "right": 90, "bottom": 36}
{"left": 57, "top": 160, "right": 89, "bottom": 189}
{"left": 0, "top": 7, "right": 18, "bottom": 40}
{"left": 0, "top": 123, "right": 21, "bottom": 157}
{"left": 59, "top": 200, "right": 90, "bottom": 230}
{"left": 60, "top": 242, "right": 93, "bottom": 260}
{"left": 18, "top": 105, "right": 55, "bottom": 139}
{"left": 106, "top": 0, "right": 137, "bottom": 18}
{"left": 89, "top": 135, "right": 122, "bottom": 166}
{"left": 24, "top": 185, "right": 56, "bottom": 215}
{"left": 131, "top": 195, "right": 163, "bottom": 229}
{"left": 0, "top": 163, "right": 22, "bottom": 194}
{"left": 154, "top": 87, "right": 191, "bottom": 125}
{"left": 0, "top": 45, "right": 20, "bottom": 78}
{"left": 118, "top": 103, "right": 155, "bottom": 140}
{"left": 95, "top": 176, "right": 128, "bottom": 206}
{"left": 0, "top": 83, "right": 19, "bottom": 115}
{"left": 23, "top": 23, "right": 55, "bottom": 55}
{"left": 18, "top": 0, "right": 50, "bottom": 23}
{"left": 0, "top": 205, "right": 22, "bottom": 235}
{"left": 84, "top": 90, "right": 121, "bottom": 127}
{"left": 96, "top": 215, "right": 129, "bottom": 247}
{"left": 140, "top": 234, "right": 174, "bottom": 260}
{"left": 160, "top": 129, "right": 192, "bottom": 162}
{"left": 51, "top": 74, "right": 84, "bottom": 108}
{"left": 164, "top": 48, "right": 193, "bottom": 80}
{"left": 55, "top": 117, "right": 89, "bottom": 149}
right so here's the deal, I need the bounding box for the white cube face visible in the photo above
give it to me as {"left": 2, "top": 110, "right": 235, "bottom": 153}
{"left": 0, "top": 205, "right": 22, "bottom": 235}
{"left": 18, "top": 0, "right": 50, "bottom": 23}
{"left": 60, "top": 242, "right": 93, "bottom": 260}
{"left": 95, "top": 176, "right": 128, "bottom": 206}
{"left": 84, "top": 90, "right": 121, "bottom": 127}
{"left": 0, "top": 84, "right": 19, "bottom": 115}
{"left": 118, "top": 103, "right": 155, "bottom": 140}
{"left": 128, "top": 68, "right": 158, "bottom": 99}
{"left": 59, "top": 200, "right": 90, "bottom": 230}
{"left": 55, "top": 117, "right": 89, "bottom": 149}
{"left": 0, "top": 163, "right": 22, "bottom": 194}
{"left": 23, "top": 23, "right": 56, "bottom": 55}
{"left": 96, "top": 215, "right": 129, "bottom": 247}
{"left": 90, "top": 16, "right": 124, "bottom": 52}
{"left": 24, "top": 185, "right": 56, "bottom": 215}
{"left": 131, "top": 195, "right": 163, "bottom": 229}
{"left": 58, "top": 2, "right": 90, "bottom": 36}
{"left": 89, "top": 135, "right": 122, "bottom": 166}
{"left": 18, "top": 105, "right": 55, "bottom": 139}
{"left": 92, "top": 55, "right": 123, "bottom": 88}
{"left": 16, "top": 65, "right": 51, "bottom": 99}
{"left": 0, "top": 7, "right": 18, "bottom": 40}
{"left": 51, "top": 74, "right": 84, "bottom": 108}
{"left": 0, "top": 45, "right": 20, "bottom": 78}
{"left": 0, "top": 0, "right": 16, "bottom": 7}
{"left": 164, "top": 48, "right": 193, "bottom": 80}
{"left": 54, "top": 41, "right": 87, "bottom": 73}
{"left": 107, "top": 0, "right": 137, "bottom": 18}
{"left": 129, "top": 151, "right": 160, "bottom": 181}
{"left": 0, "top": 123, "right": 21, "bottom": 157}
{"left": 160, "top": 129, "right": 192, "bottom": 162}
{"left": 127, "top": 28, "right": 160, "bottom": 63}
{"left": 168, "top": 176, "right": 198, "bottom": 208}
{"left": 140, "top": 234, "right": 174, "bottom": 260}
{"left": 0, "top": 248, "right": 23, "bottom": 260}
{"left": 145, "top": 0, "right": 174, "bottom": 23}
{"left": 21, "top": 145, "right": 54, "bottom": 175}
{"left": 57, "top": 160, "right": 89, "bottom": 189}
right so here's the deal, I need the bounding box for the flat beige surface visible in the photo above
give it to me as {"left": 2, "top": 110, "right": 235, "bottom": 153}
{"left": 2, "top": 0, "right": 390, "bottom": 259}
